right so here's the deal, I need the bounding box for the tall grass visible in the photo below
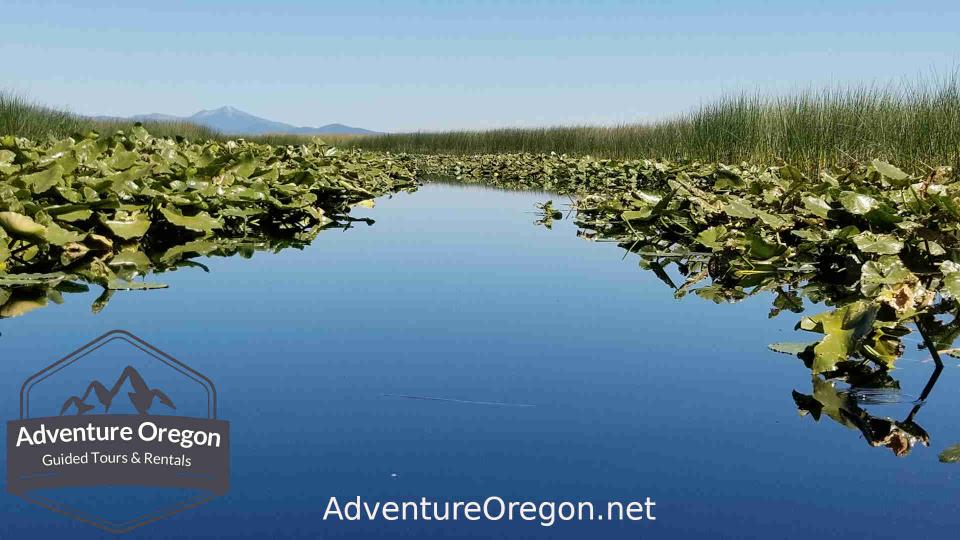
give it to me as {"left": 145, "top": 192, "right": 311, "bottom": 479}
{"left": 0, "top": 93, "right": 354, "bottom": 147}
{"left": 246, "top": 132, "right": 361, "bottom": 146}
{"left": 0, "top": 93, "right": 222, "bottom": 141}
{"left": 0, "top": 93, "right": 85, "bottom": 139}
{"left": 349, "top": 74, "right": 960, "bottom": 170}
{"left": 5, "top": 75, "right": 960, "bottom": 170}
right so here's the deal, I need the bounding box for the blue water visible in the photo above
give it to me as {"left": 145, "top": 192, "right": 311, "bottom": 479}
{"left": 1, "top": 184, "right": 959, "bottom": 539}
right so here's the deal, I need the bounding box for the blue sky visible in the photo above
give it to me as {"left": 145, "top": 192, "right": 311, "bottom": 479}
{"left": 1, "top": 0, "right": 957, "bottom": 131}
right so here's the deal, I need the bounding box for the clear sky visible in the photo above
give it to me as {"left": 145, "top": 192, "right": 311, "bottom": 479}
{"left": 1, "top": 0, "right": 957, "bottom": 132}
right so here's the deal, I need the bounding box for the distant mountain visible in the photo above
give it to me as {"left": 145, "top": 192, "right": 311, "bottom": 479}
{"left": 95, "top": 106, "right": 376, "bottom": 136}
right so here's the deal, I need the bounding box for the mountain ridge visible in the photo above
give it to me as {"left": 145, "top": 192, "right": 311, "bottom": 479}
{"left": 94, "top": 106, "right": 376, "bottom": 136}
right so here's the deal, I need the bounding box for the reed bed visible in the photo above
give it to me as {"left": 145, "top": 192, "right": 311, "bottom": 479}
{"left": 348, "top": 75, "right": 960, "bottom": 172}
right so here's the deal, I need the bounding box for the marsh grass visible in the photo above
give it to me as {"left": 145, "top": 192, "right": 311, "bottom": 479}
{"left": 0, "top": 93, "right": 222, "bottom": 141}
{"left": 0, "top": 93, "right": 330, "bottom": 145}
{"left": 248, "top": 132, "right": 361, "bottom": 146}
{"left": 6, "top": 74, "right": 960, "bottom": 171}
{"left": 0, "top": 93, "right": 84, "bottom": 139}
{"left": 348, "top": 74, "right": 960, "bottom": 171}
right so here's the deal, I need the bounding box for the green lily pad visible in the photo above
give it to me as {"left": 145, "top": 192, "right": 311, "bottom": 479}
{"left": 101, "top": 214, "right": 152, "bottom": 240}
{"left": 0, "top": 211, "right": 47, "bottom": 242}
{"left": 797, "top": 301, "right": 879, "bottom": 373}
{"left": 20, "top": 164, "right": 63, "bottom": 194}
{"left": 159, "top": 206, "right": 222, "bottom": 234}
{"left": 45, "top": 221, "right": 85, "bottom": 246}
{"left": 839, "top": 192, "right": 879, "bottom": 215}
{"left": 860, "top": 256, "right": 916, "bottom": 297}
{"left": 870, "top": 159, "right": 909, "bottom": 182}
{"left": 852, "top": 231, "right": 903, "bottom": 255}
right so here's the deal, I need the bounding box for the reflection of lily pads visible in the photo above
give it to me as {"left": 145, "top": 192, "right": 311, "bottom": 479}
{"left": 0, "top": 296, "right": 48, "bottom": 319}
{"left": 768, "top": 342, "right": 810, "bottom": 356}
{"left": 0, "top": 272, "right": 72, "bottom": 286}
{"left": 4, "top": 129, "right": 960, "bottom": 390}
{"left": 403, "top": 152, "right": 960, "bottom": 379}
{"left": 940, "top": 444, "right": 960, "bottom": 463}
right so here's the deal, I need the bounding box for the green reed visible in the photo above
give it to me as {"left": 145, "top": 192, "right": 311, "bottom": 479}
{"left": 347, "top": 74, "right": 960, "bottom": 172}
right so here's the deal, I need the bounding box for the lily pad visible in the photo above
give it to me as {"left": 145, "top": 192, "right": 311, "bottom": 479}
{"left": 797, "top": 301, "right": 879, "bottom": 373}
{"left": 20, "top": 164, "right": 63, "bottom": 194}
{"left": 0, "top": 212, "right": 47, "bottom": 242}
{"left": 159, "top": 207, "right": 222, "bottom": 234}
{"left": 852, "top": 232, "right": 903, "bottom": 255}
{"left": 101, "top": 214, "right": 152, "bottom": 240}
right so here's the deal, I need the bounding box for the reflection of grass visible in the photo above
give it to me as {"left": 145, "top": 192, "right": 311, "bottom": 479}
{"left": 348, "top": 73, "right": 960, "bottom": 171}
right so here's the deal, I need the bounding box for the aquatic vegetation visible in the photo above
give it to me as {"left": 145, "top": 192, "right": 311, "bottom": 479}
{"left": 0, "top": 92, "right": 221, "bottom": 142}
{"left": 790, "top": 348, "right": 945, "bottom": 456}
{"left": 404, "top": 152, "right": 647, "bottom": 194}
{"left": 0, "top": 127, "right": 416, "bottom": 316}
{"left": 410, "top": 152, "right": 960, "bottom": 377}
{"left": 405, "top": 151, "right": 960, "bottom": 457}
{"left": 0, "top": 92, "right": 331, "bottom": 146}
{"left": 5, "top": 132, "right": 960, "bottom": 382}
{"left": 576, "top": 162, "right": 960, "bottom": 376}
{"left": 5, "top": 125, "right": 960, "bottom": 457}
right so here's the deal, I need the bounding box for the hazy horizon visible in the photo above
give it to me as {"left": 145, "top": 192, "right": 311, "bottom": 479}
{"left": 2, "top": 0, "right": 958, "bottom": 133}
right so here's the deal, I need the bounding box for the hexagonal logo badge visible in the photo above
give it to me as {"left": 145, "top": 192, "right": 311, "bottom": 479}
{"left": 6, "top": 330, "right": 230, "bottom": 533}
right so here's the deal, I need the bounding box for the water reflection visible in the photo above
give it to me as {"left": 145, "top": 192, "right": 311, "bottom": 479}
{"left": 545, "top": 200, "right": 960, "bottom": 459}
{"left": 793, "top": 364, "right": 938, "bottom": 456}
{"left": 0, "top": 208, "right": 391, "bottom": 319}
{"left": 2, "top": 186, "right": 958, "bottom": 462}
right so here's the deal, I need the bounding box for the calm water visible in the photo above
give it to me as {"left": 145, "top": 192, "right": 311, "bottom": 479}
{"left": 1, "top": 184, "right": 959, "bottom": 539}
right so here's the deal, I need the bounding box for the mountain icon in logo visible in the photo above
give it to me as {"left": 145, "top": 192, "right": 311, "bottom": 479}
{"left": 59, "top": 365, "right": 176, "bottom": 416}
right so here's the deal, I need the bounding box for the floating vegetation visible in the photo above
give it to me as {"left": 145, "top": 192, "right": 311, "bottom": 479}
{"left": 5, "top": 138, "right": 960, "bottom": 380}
{"left": 5, "top": 128, "right": 960, "bottom": 457}
{"left": 402, "top": 152, "right": 646, "bottom": 194}
{"left": 0, "top": 127, "right": 416, "bottom": 316}
{"left": 408, "top": 153, "right": 959, "bottom": 374}
{"left": 401, "top": 151, "right": 960, "bottom": 456}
